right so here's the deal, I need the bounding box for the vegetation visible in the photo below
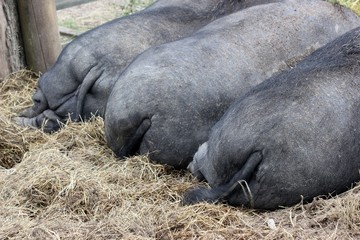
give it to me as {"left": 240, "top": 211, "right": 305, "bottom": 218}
{"left": 331, "top": 0, "right": 360, "bottom": 15}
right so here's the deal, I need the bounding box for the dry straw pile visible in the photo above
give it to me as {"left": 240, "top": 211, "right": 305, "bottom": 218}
{"left": 0, "top": 68, "right": 360, "bottom": 239}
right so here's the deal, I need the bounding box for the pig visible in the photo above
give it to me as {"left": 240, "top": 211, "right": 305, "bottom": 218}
{"left": 184, "top": 26, "right": 360, "bottom": 209}
{"left": 104, "top": 0, "right": 360, "bottom": 169}
{"left": 15, "top": 0, "right": 276, "bottom": 132}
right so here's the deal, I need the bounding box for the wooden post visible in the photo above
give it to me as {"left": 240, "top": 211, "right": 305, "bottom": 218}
{"left": 0, "top": 0, "right": 26, "bottom": 81}
{"left": 17, "top": 0, "right": 61, "bottom": 74}
{"left": 0, "top": 0, "right": 10, "bottom": 79}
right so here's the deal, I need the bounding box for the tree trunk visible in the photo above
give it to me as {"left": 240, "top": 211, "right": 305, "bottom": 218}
{"left": 0, "top": 0, "right": 25, "bottom": 81}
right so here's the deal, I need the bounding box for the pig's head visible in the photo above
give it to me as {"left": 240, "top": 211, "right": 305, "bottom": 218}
{"left": 15, "top": 68, "right": 79, "bottom": 133}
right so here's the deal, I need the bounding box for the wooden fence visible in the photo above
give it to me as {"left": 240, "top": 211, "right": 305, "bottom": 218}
{"left": 0, "top": 0, "right": 100, "bottom": 79}
{"left": 17, "top": 0, "right": 98, "bottom": 74}
{"left": 56, "top": 0, "right": 98, "bottom": 37}
{"left": 56, "top": 0, "right": 97, "bottom": 10}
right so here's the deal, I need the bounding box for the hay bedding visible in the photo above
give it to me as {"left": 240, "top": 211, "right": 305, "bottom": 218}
{"left": 1, "top": 71, "right": 360, "bottom": 239}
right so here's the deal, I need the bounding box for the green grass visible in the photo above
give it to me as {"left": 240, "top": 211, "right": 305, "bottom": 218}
{"left": 121, "top": 0, "right": 154, "bottom": 16}
{"left": 331, "top": 0, "right": 360, "bottom": 15}
{"left": 58, "top": 18, "right": 81, "bottom": 30}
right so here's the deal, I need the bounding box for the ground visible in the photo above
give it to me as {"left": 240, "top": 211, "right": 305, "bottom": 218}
{"left": 57, "top": 0, "right": 154, "bottom": 43}
{"left": 1, "top": 0, "right": 360, "bottom": 239}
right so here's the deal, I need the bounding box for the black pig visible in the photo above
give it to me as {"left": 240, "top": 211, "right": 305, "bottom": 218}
{"left": 184, "top": 26, "right": 360, "bottom": 209}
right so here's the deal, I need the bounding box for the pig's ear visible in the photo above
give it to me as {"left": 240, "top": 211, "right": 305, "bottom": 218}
{"left": 75, "top": 66, "right": 104, "bottom": 121}
{"left": 113, "top": 118, "right": 152, "bottom": 159}
{"left": 182, "top": 186, "right": 218, "bottom": 205}
{"left": 15, "top": 109, "right": 63, "bottom": 133}
{"left": 18, "top": 107, "right": 37, "bottom": 118}
{"left": 19, "top": 89, "right": 48, "bottom": 118}
{"left": 14, "top": 115, "right": 40, "bottom": 129}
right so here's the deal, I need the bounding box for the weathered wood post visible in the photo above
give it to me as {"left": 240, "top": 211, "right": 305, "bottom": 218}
{"left": 17, "top": 0, "right": 61, "bottom": 74}
{"left": 0, "top": 0, "right": 25, "bottom": 81}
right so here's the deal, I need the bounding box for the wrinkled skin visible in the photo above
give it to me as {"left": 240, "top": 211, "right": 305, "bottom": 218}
{"left": 184, "top": 27, "right": 360, "bottom": 210}
{"left": 16, "top": 0, "right": 261, "bottom": 132}
{"left": 105, "top": 0, "right": 360, "bottom": 169}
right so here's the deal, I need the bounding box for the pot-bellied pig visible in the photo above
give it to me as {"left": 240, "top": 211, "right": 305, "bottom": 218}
{"left": 184, "top": 27, "right": 360, "bottom": 209}
{"left": 105, "top": 0, "right": 360, "bottom": 169}
{"left": 16, "top": 0, "right": 266, "bottom": 132}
